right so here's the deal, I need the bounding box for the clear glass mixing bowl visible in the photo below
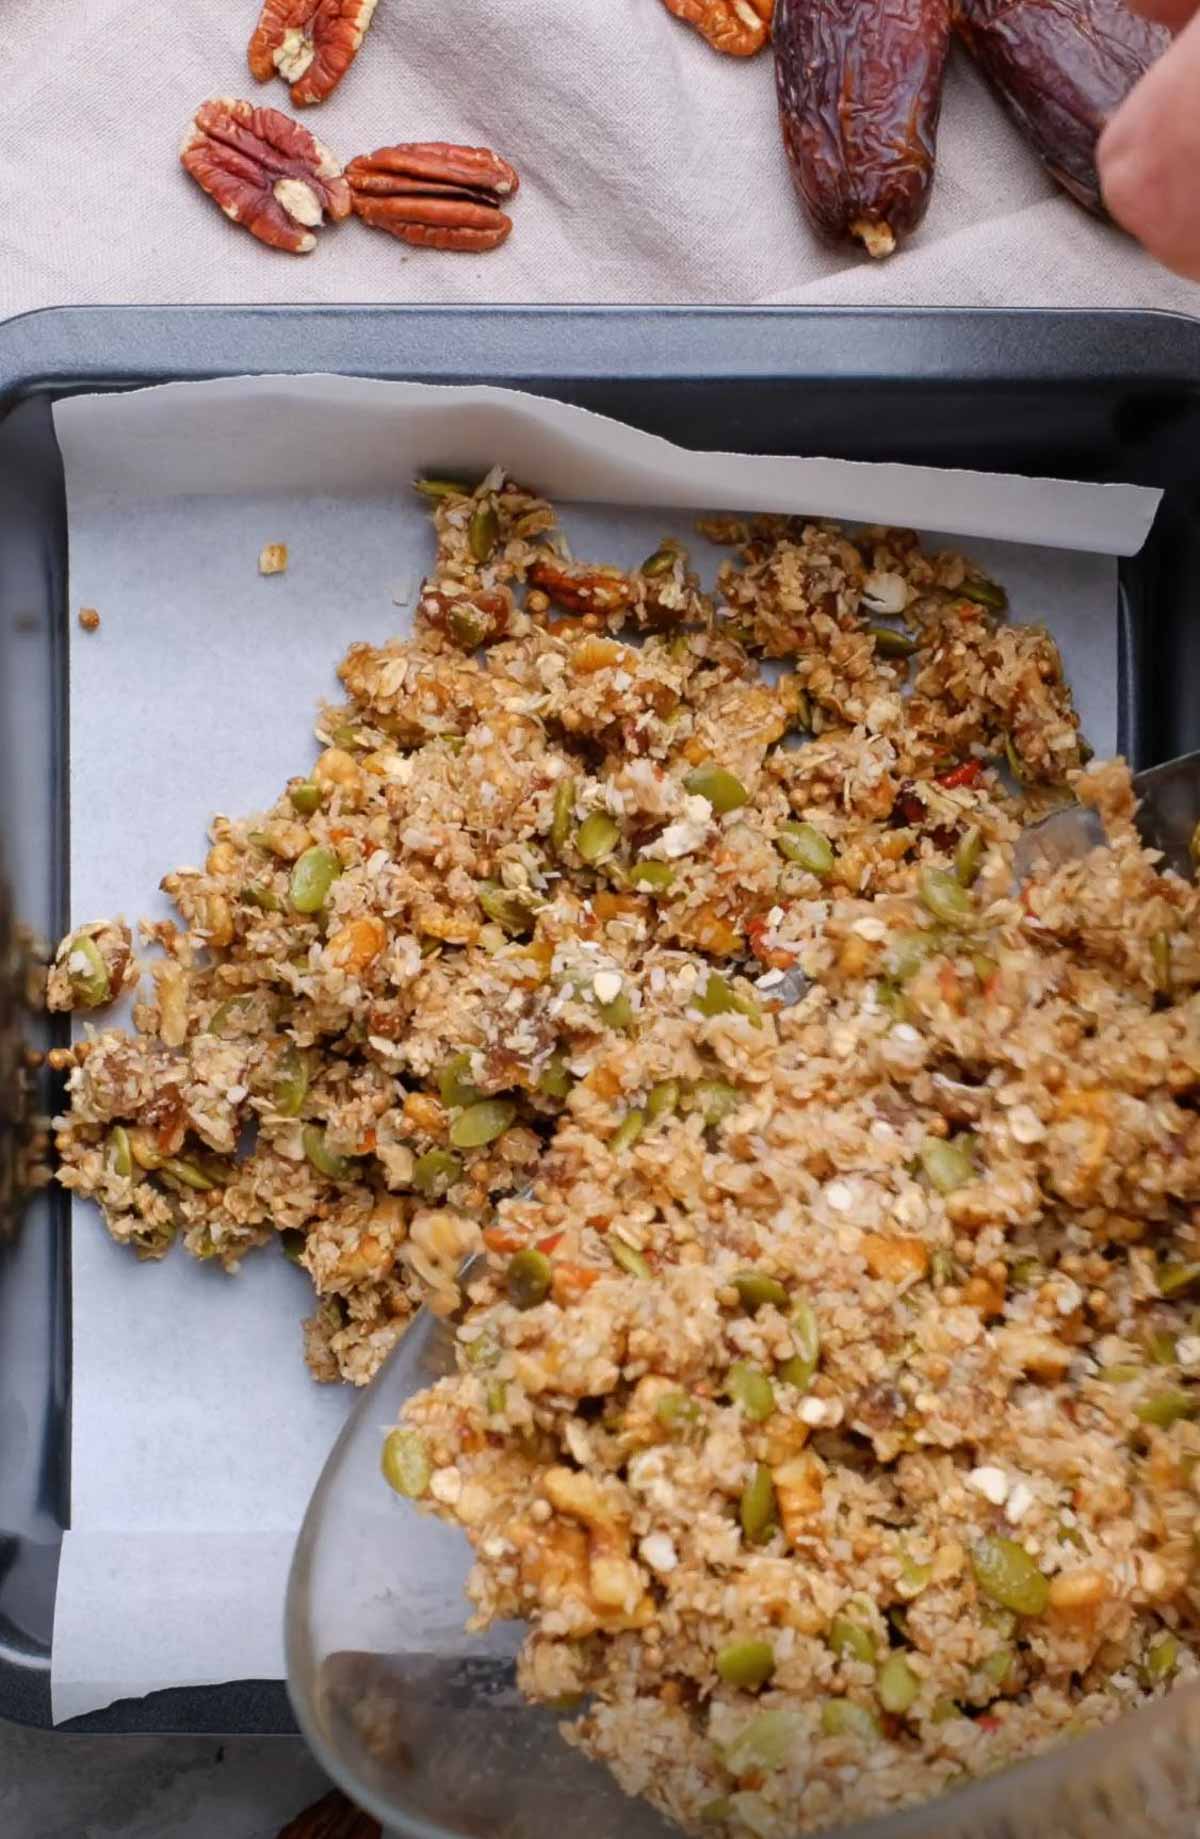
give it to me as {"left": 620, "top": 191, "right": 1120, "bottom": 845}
{"left": 286, "top": 1305, "right": 1200, "bottom": 1839}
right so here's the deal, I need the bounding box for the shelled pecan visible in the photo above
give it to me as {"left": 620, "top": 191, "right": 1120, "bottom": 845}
{"left": 953, "top": 0, "right": 1169, "bottom": 217}
{"left": 346, "top": 144, "right": 519, "bottom": 252}
{"left": 249, "top": 0, "right": 379, "bottom": 106}
{"left": 181, "top": 98, "right": 351, "bottom": 253}
{"left": 659, "top": 0, "right": 774, "bottom": 55}
{"left": 774, "top": 0, "right": 951, "bottom": 257}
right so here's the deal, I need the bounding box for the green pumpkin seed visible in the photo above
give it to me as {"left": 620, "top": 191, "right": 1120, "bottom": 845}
{"left": 485, "top": 1380, "right": 508, "bottom": 1415}
{"left": 381, "top": 1427, "right": 431, "bottom": 1497}
{"left": 536, "top": 1054, "right": 574, "bottom": 1101}
{"left": 960, "top": 577, "right": 1008, "bottom": 613}
{"left": 641, "top": 546, "right": 677, "bottom": 578}
{"left": 107, "top": 1124, "right": 133, "bottom": 1179}
{"left": 550, "top": 777, "right": 576, "bottom": 855}
{"left": 1159, "top": 1261, "right": 1200, "bottom": 1297}
{"left": 241, "top": 882, "right": 283, "bottom": 913}
{"left": 695, "top": 973, "right": 761, "bottom": 1026}
{"left": 695, "top": 1080, "right": 740, "bottom": 1127}
{"left": 1151, "top": 930, "right": 1173, "bottom": 998}
{"left": 868, "top": 624, "right": 919, "bottom": 658}
{"left": 478, "top": 882, "right": 536, "bottom": 936}
{"left": 878, "top": 1652, "right": 919, "bottom": 1714}
{"left": 647, "top": 1078, "right": 680, "bottom": 1122}
{"left": 598, "top": 990, "right": 634, "bottom": 1031}
{"left": 290, "top": 845, "right": 341, "bottom": 914}
{"left": 896, "top": 1557, "right": 933, "bottom": 1600}
{"left": 776, "top": 822, "right": 836, "bottom": 877}
{"left": 280, "top": 1228, "right": 306, "bottom": 1264}
{"left": 971, "top": 1536, "right": 1049, "bottom": 1616}
{"left": 160, "top": 1156, "right": 216, "bottom": 1192}
{"left": 289, "top": 781, "right": 322, "bottom": 816}
{"left": 656, "top": 1390, "right": 701, "bottom": 1430}
{"left": 450, "top": 606, "right": 490, "bottom": 649}
{"left": 610, "top": 1237, "right": 652, "bottom": 1279}
{"left": 684, "top": 764, "right": 748, "bottom": 814}
{"left": 450, "top": 1098, "right": 516, "bottom": 1150}
{"left": 413, "top": 1148, "right": 463, "bottom": 1198}
{"left": 468, "top": 501, "right": 500, "bottom": 564}
{"left": 980, "top": 1645, "right": 1016, "bottom": 1689}
{"left": 609, "top": 1109, "right": 646, "bottom": 1156}
{"left": 66, "top": 934, "right": 111, "bottom": 1007}
{"left": 778, "top": 1298, "right": 820, "bottom": 1391}
{"left": 829, "top": 1617, "right": 876, "bottom": 1666}
{"left": 576, "top": 811, "right": 620, "bottom": 864}
{"left": 739, "top": 1462, "right": 778, "bottom": 1543}
{"left": 734, "top": 1270, "right": 788, "bottom": 1314}
{"left": 918, "top": 866, "right": 974, "bottom": 927}
{"left": 274, "top": 1045, "right": 311, "bottom": 1118}
{"left": 414, "top": 477, "right": 472, "bottom": 501}
{"left": 302, "top": 1125, "right": 356, "bottom": 1182}
{"left": 1136, "top": 1388, "right": 1196, "bottom": 1428}
{"left": 716, "top": 1639, "right": 775, "bottom": 1690}
{"left": 727, "top": 1361, "right": 775, "bottom": 1422}
{"left": 440, "top": 1053, "right": 483, "bottom": 1108}
{"left": 628, "top": 860, "right": 676, "bottom": 894}
{"left": 1144, "top": 1631, "right": 1180, "bottom": 1684}
{"left": 820, "top": 1699, "right": 881, "bottom": 1742}
{"left": 888, "top": 930, "right": 941, "bottom": 982}
{"left": 954, "top": 826, "right": 983, "bottom": 888}
{"left": 931, "top": 1697, "right": 964, "bottom": 1724}
{"left": 920, "top": 1135, "right": 975, "bottom": 1194}
{"left": 723, "top": 1708, "right": 802, "bottom": 1775}
{"left": 506, "top": 1247, "right": 552, "bottom": 1309}
{"left": 1147, "top": 1330, "right": 1178, "bottom": 1366}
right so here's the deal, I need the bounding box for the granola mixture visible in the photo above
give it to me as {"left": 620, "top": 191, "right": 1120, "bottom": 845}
{"left": 54, "top": 477, "right": 1200, "bottom": 1833}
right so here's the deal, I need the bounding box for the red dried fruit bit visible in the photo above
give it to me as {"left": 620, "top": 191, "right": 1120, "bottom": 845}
{"left": 180, "top": 98, "right": 350, "bottom": 254}
{"left": 346, "top": 144, "right": 519, "bottom": 252}
{"left": 248, "top": 0, "right": 379, "bottom": 107}
{"left": 937, "top": 760, "right": 983, "bottom": 788}
{"left": 659, "top": 0, "right": 775, "bottom": 56}
{"left": 953, "top": 0, "right": 1169, "bottom": 217}
{"left": 774, "top": 0, "right": 952, "bottom": 257}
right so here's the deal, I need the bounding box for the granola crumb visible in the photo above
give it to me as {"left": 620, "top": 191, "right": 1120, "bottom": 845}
{"left": 78, "top": 607, "right": 101, "bottom": 632}
{"left": 259, "top": 543, "right": 289, "bottom": 576}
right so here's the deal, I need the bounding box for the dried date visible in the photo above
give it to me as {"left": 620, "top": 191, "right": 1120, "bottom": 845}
{"left": 248, "top": 0, "right": 379, "bottom": 107}
{"left": 774, "top": 0, "right": 952, "bottom": 257}
{"left": 953, "top": 0, "right": 1169, "bottom": 216}
{"left": 181, "top": 98, "right": 351, "bottom": 253}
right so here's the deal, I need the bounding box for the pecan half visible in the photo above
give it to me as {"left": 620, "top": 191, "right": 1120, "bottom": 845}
{"left": 659, "top": 0, "right": 774, "bottom": 56}
{"left": 346, "top": 143, "right": 519, "bottom": 252}
{"left": 249, "top": 0, "right": 379, "bottom": 106}
{"left": 181, "top": 98, "right": 351, "bottom": 253}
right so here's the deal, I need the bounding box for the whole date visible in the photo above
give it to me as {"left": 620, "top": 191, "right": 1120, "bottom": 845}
{"left": 774, "top": 0, "right": 952, "bottom": 258}
{"left": 954, "top": 0, "right": 1169, "bottom": 217}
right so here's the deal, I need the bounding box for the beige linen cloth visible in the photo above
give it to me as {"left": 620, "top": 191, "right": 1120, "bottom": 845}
{"left": 3, "top": 0, "right": 1199, "bottom": 320}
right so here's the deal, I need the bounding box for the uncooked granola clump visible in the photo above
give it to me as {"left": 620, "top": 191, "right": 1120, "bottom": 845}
{"left": 56, "top": 477, "right": 1200, "bottom": 1832}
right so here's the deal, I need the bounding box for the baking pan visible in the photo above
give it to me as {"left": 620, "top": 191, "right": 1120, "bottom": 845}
{"left": 2, "top": 303, "right": 1200, "bottom": 1735}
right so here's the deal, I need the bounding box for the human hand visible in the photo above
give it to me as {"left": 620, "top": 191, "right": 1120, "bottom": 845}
{"left": 1098, "top": 0, "right": 1200, "bottom": 281}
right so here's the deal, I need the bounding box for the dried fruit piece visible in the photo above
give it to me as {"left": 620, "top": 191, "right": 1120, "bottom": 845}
{"left": 346, "top": 144, "right": 519, "bottom": 253}
{"left": 774, "top": 0, "right": 952, "bottom": 257}
{"left": 248, "top": 0, "right": 379, "bottom": 106}
{"left": 953, "top": 0, "right": 1169, "bottom": 217}
{"left": 181, "top": 98, "right": 350, "bottom": 254}
{"left": 659, "top": 0, "right": 775, "bottom": 56}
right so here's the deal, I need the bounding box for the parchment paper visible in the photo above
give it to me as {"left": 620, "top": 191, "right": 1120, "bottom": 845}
{"left": 49, "top": 375, "right": 1154, "bottom": 1723}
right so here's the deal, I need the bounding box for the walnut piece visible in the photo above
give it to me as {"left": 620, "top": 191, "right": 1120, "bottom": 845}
{"left": 659, "top": 0, "right": 774, "bottom": 55}
{"left": 180, "top": 98, "right": 351, "bottom": 254}
{"left": 346, "top": 143, "right": 519, "bottom": 253}
{"left": 248, "top": 0, "right": 379, "bottom": 106}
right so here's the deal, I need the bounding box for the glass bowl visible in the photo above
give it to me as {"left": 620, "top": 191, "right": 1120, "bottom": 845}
{"left": 286, "top": 1307, "right": 1200, "bottom": 1839}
